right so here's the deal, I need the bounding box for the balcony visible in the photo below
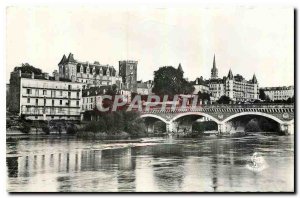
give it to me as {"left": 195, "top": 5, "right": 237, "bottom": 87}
{"left": 22, "top": 85, "right": 81, "bottom": 92}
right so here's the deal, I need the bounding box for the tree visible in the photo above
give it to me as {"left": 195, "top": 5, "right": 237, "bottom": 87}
{"left": 152, "top": 66, "right": 195, "bottom": 96}
{"left": 286, "top": 96, "right": 294, "bottom": 103}
{"left": 259, "top": 89, "right": 270, "bottom": 102}
{"left": 217, "top": 95, "right": 231, "bottom": 104}
{"left": 198, "top": 91, "right": 211, "bottom": 101}
{"left": 14, "top": 63, "right": 42, "bottom": 75}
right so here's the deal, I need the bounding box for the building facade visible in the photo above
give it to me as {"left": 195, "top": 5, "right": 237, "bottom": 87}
{"left": 81, "top": 86, "right": 111, "bottom": 112}
{"left": 193, "top": 77, "right": 210, "bottom": 95}
{"left": 262, "top": 86, "right": 294, "bottom": 101}
{"left": 200, "top": 55, "right": 259, "bottom": 102}
{"left": 58, "top": 53, "right": 122, "bottom": 89}
{"left": 136, "top": 80, "right": 153, "bottom": 95}
{"left": 9, "top": 70, "right": 83, "bottom": 121}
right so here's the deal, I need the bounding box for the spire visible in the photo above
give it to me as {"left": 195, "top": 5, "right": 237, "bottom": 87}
{"left": 252, "top": 73, "right": 258, "bottom": 84}
{"left": 211, "top": 54, "right": 218, "bottom": 79}
{"left": 213, "top": 54, "right": 216, "bottom": 69}
{"left": 227, "top": 69, "right": 233, "bottom": 79}
{"left": 58, "top": 54, "right": 67, "bottom": 65}
{"left": 66, "top": 53, "right": 75, "bottom": 63}
{"left": 178, "top": 63, "right": 183, "bottom": 73}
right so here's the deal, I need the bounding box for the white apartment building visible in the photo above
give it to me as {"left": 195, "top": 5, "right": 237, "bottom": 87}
{"left": 9, "top": 70, "right": 83, "bottom": 121}
{"left": 208, "top": 56, "right": 259, "bottom": 102}
{"left": 262, "top": 86, "right": 294, "bottom": 101}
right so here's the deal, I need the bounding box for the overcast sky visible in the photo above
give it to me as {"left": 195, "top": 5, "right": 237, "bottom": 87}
{"left": 6, "top": 7, "right": 294, "bottom": 87}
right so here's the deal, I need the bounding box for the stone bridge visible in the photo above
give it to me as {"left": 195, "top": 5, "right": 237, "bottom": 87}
{"left": 140, "top": 104, "right": 294, "bottom": 134}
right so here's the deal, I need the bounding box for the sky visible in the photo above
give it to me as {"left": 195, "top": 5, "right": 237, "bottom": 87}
{"left": 6, "top": 7, "right": 294, "bottom": 87}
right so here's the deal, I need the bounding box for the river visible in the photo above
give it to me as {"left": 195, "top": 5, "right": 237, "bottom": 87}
{"left": 6, "top": 134, "right": 294, "bottom": 192}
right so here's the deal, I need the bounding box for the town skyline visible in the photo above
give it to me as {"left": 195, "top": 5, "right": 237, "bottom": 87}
{"left": 6, "top": 51, "right": 293, "bottom": 88}
{"left": 6, "top": 7, "right": 294, "bottom": 87}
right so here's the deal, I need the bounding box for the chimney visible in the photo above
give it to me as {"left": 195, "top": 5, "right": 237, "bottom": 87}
{"left": 53, "top": 70, "right": 59, "bottom": 81}
{"left": 31, "top": 72, "right": 34, "bottom": 79}
{"left": 44, "top": 73, "right": 49, "bottom": 80}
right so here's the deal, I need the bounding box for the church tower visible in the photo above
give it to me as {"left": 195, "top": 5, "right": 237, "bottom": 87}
{"left": 211, "top": 54, "right": 218, "bottom": 79}
{"left": 119, "top": 60, "right": 138, "bottom": 92}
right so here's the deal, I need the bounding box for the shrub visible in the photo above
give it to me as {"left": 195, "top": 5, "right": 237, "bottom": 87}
{"left": 66, "top": 125, "right": 77, "bottom": 135}
{"left": 42, "top": 126, "right": 50, "bottom": 134}
{"left": 20, "top": 122, "right": 31, "bottom": 134}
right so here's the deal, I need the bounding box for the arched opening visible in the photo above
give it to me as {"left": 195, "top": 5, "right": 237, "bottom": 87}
{"left": 170, "top": 112, "right": 219, "bottom": 137}
{"left": 222, "top": 112, "right": 283, "bottom": 135}
{"left": 140, "top": 115, "right": 168, "bottom": 136}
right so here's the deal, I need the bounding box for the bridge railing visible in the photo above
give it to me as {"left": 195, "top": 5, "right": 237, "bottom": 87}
{"left": 138, "top": 103, "right": 294, "bottom": 113}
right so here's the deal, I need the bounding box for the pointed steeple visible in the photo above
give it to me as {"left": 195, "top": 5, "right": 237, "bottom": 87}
{"left": 227, "top": 69, "right": 233, "bottom": 79}
{"left": 213, "top": 54, "right": 216, "bottom": 69}
{"left": 66, "top": 53, "right": 75, "bottom": 63}
{"left": 178, "top": 63, "right": 183, "bottom": 73}
{"left": 252, "top": 73, "right": 258, "bottom": 84}
{"left": 211, "top": 54, "right": 218, "bottom": 79}
{"left": 58, "top": 54, "right": 67, "bottom": 65}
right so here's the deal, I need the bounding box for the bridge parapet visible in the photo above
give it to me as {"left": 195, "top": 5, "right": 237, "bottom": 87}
{"left": 140, "top": 103, "right": 294, "bottom": 123}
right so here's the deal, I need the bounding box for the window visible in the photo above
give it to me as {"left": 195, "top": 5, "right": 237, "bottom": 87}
{"left": 60, "top": 90, "right": 63, "bottom": 96}
{"left": 36, "top": 99, "right": 38, "bottom": 105}
{"left": 43, "top": 90, "right": 47, "bottom": 95}
{"left": 52, "top": 100, "right": 54, "bottom": 106}
{"left": 68, "top": 85, "right": 71, "bottom": 90}
{"left": 77, "top": 92, "right": 80, "bottom": 98}
{"left": 76, "top": 101, "right": 79, "bottom": 106}
{"left": 60, "top": 100, "right": 62, "bottom": 105}
{"left": 26, "top": 89, "right": 31, "bottom": 94}
{"left": 68, "top": 92, "right": 71, "bottom": 97}
{"left": 27, "top": 98, "right": 30, "bottom": 103}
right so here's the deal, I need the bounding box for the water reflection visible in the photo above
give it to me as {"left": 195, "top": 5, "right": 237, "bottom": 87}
{"left": 6, "top": 135, "right": 294, "bottom": 192}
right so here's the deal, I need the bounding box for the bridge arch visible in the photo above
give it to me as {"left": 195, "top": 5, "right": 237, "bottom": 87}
{"left": 170, "top": 112, "right": 221, "bottom": 124}
{"left": 140, "top": 114, "right": 169, "bottom": 124}
{"left": 221, "top": 112, "right": 284, "bottom": 125}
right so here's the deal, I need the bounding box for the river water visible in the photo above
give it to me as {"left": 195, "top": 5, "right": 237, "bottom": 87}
{"left": 6, "top": 134, "right": 294, "bottom": 192}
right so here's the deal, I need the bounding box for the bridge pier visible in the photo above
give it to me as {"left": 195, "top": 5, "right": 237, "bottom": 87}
{"left": 280, "top": 122, "right": 294, "bottom": 135}
{"left": 218, "top": 123, "right": 227, "bottom": 134}
{"left": 166, "top": 122, "right": 176, "bottom": 134}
